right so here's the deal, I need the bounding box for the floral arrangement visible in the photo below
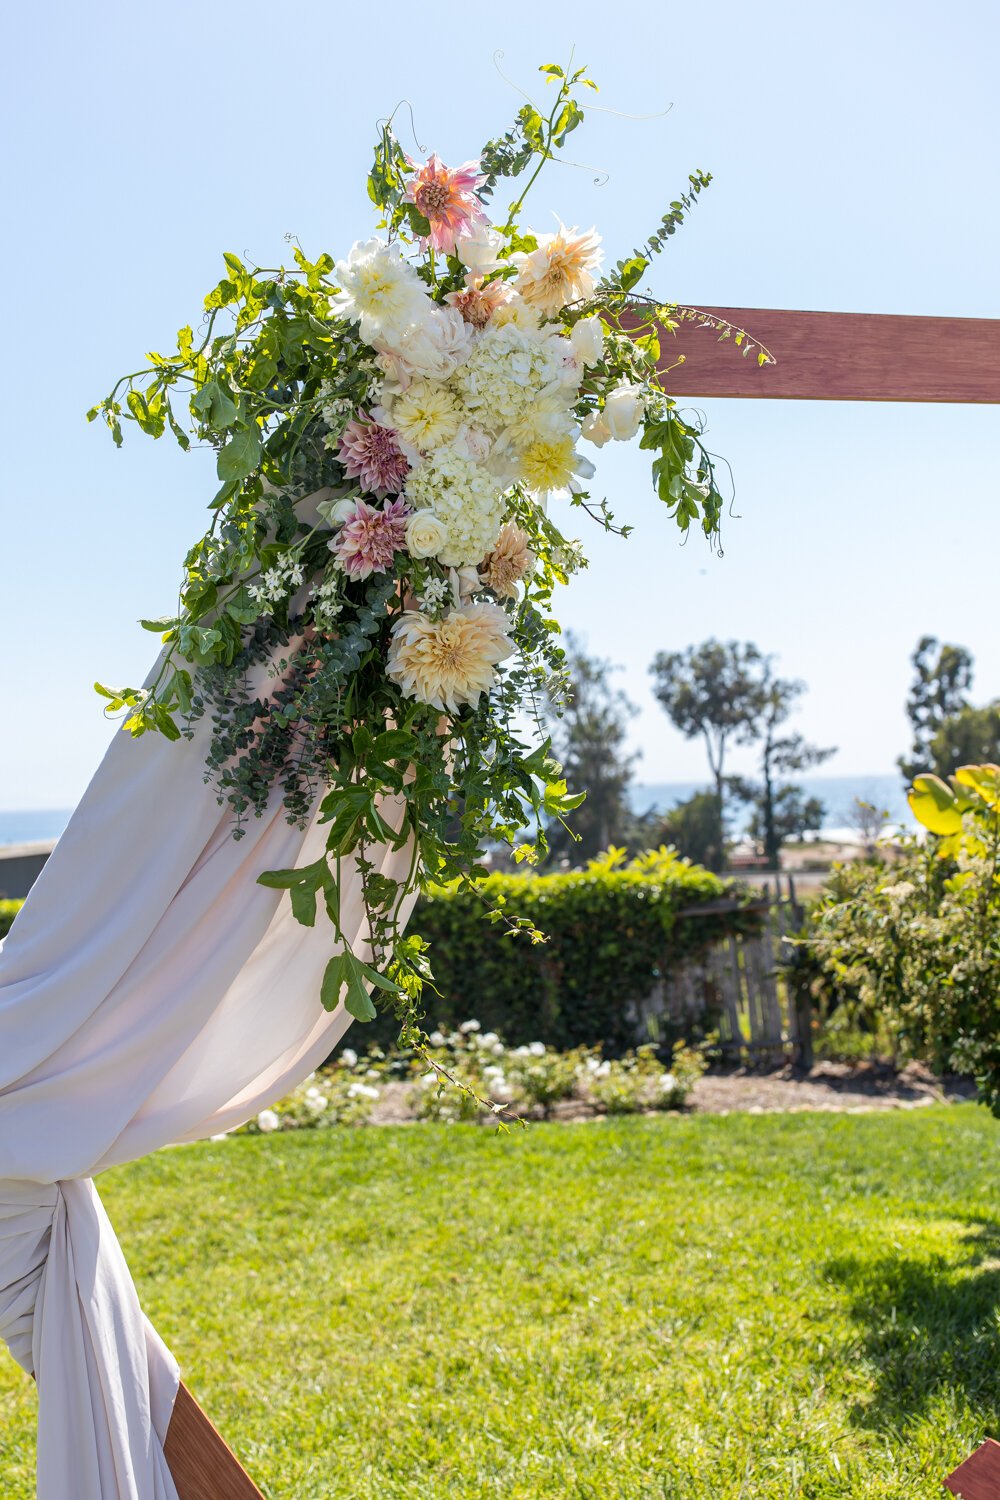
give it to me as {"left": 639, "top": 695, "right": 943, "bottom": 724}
{"left": 91, "top": 61, "right": 766, "bottom": 1078}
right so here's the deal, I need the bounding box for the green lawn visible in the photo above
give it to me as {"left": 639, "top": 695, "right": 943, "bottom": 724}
{"left": 2, "top": 1108, "right": 998, "bottom": 1498}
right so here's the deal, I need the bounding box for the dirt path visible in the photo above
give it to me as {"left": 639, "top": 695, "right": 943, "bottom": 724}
{"left": 688, "top": 1061, "right": 976, "bottom": 1115}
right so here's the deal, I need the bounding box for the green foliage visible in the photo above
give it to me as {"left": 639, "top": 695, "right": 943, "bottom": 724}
{"left": 928, "top": 701, "right": 1000, "bottom": 778}
{"left": 543, "top": 635, "right": 638, "bottom": 865}
{"left": 898, "top": 635, "right": 974, "bottom": 784}
{"left": 627, "top": 790, "right": 727, "bottom": 870}
{"left": 386, "top": 848, "right": 759, "bottom": 1053}
{"left": 797, "top": 764, "right": 1000, "bottom": 1113}
{"left": 0, "top": 900, "right": 22, "bottom": 939}
{"left": 650, "top": 639, "right": 768, "bottom": 867}
{"left": 600, "top": 170, "right": 713, "bottom": 296}
{"left": 3, "top": 1110, "right": 995, "bottom": 1498}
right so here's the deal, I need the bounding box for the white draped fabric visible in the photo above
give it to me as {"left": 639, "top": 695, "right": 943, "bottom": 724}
{"left": 0, "top": 676, "right": 414, "bottom": 1497}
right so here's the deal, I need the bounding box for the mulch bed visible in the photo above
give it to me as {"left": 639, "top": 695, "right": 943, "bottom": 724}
{"left": 366, "top": 1060, "right": 976, "bottom": 1125}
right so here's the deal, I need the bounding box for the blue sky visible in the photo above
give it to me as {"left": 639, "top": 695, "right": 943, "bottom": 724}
{"left": 2, "top": 0, "right": 998, "bottom": 809}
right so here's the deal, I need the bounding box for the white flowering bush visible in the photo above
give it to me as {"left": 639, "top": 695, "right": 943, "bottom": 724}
{"left": 583, "top": 1042, "right": 705, "bottom": 1115}
{"left": 92, "top": 60, "right": 767, "bottom": 1078}
{"left": 408, "top": 1022, "right": 703, "bottom": 1124}
{"left": 237, "top": 1057, "right": 383, "bottom": 1134}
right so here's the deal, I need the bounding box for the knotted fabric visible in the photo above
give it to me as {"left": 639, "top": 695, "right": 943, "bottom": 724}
{"left": 0, "top": 661, "right": 415, "bottom": 1496}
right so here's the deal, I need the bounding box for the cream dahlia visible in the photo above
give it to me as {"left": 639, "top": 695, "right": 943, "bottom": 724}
{"left": 511, "top": 224, "right": 603, "bottom": 314}
{"left": 385, "top": 380, "right": 463, "bottom": 452}
{"left": 386, "top": 600, "right": 514, "bottom": 711}
{"left": 480, "top": 522, "right": 535, "bottom": 598}
{"left": 518, "top": 434, "right": 596, "bottom": 497}
{"left": 404, "top": 155, "right": 489, "bottom": 255}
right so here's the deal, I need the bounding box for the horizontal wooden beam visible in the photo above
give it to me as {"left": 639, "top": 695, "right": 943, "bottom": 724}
{"left": 637, "top": 306, "right": 1000, "bottom": 403}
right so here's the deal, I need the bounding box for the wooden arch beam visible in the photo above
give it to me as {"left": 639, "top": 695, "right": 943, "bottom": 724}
{"left": 161, "top": 301, "right": 1000, "bottom": 1492}
{"left": 637, "top": 306, "right": 1000, "bottom": 403}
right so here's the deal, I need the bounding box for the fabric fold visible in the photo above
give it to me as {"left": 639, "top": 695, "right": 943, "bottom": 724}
{"left": 1, "top": 629, "right": 417, "bottom": 1497}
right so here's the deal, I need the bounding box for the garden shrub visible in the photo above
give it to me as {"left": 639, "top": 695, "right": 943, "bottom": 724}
{"left": 796, "top": 764, "right": 1000, "bottom": 1113}
{"left": 0, "top": 900, "right": 22, "bottom": 940}
{"left": 371, "top": 847, "right": 759, "bottom": 1053}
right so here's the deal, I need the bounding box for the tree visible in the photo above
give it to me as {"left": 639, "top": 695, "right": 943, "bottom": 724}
{"left": 649, "top": 640, "right": 766, "bottom": 868}
{"left": 729, "top": 664, "right": 835, "bottom": 867}
{"left": 740, "top": 785, "right": 826, "bottom": 856}
{"left": 545, "top": 636, "right": 639, "bottom": 864}
{"left": 898, "top": 635, "right": 973, "bottom": 784}
{"left": 626, "top": 790, "right": 725, "bottom": 870}
{"left": 845, "top": 797, "right": 890, "bottom": 858}
{"left": 927, "top": 702, "right": 1000, "bottom": 777}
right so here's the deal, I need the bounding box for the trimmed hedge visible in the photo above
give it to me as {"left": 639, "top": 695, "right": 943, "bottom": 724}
{"left": 372, "top": 850, "right": 761, "bottom": 1053}
{"left": 1, "top": 857, "right": 758, "bottom": 1054}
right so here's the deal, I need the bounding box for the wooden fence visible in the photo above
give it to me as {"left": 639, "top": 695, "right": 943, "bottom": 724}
{"left": 634, "top": 875, "right": 812, "bottom": 1067}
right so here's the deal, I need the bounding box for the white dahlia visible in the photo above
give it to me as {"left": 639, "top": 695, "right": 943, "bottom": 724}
{"left": 331, "top": 238, "right": 429, "bottom": 342}
{"left": 387, "top": 601, "right": 514, "bottom": 711}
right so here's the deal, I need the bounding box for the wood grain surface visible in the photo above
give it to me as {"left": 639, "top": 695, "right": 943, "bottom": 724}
{"left": 627, "top": 305, "right": 1000, "bottom": 403}
{"left": 164, "top": 1382, "right": 264, "bottom": 1499}
{"left": 943, "top": 1436, "right": 1000, "bottom": 1497}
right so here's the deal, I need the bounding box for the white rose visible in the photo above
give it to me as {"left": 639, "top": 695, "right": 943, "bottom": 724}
{"left": 580, "top": 409, "right": 611, "bottom": 448}
{"left": 456, "top": 225, "right": 506, "bottom": 277}
{"left": 602, "top": 382, "right": 646, "bottom": 441}
{"left": 317, "top": 497, "right": 360, "bottom": 527}
{"left": 570, "top": 315, "right": 605, "bottom": 365}
{"left": 451, "top": 423, "right": 492, "bottom": 463}
{"left": 405, "top": 509, "right": 449, "bottom": 558}
{"left": 256, "top": 1109, "right": 280, "bottom": 1133}
{"left": 448, "top": 564, "right": 481, "bottom": 601}
{"left": 375, "top": 306, "right": 475, "bottom": 389}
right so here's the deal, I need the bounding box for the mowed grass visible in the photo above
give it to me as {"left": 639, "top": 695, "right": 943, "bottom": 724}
{"left": 2, "top": 1108, "right": 999, "bottom": 1498}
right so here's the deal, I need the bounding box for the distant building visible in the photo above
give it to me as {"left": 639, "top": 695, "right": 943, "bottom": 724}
{"left": 0, "top": 840, "right": 56, "bottom": 899}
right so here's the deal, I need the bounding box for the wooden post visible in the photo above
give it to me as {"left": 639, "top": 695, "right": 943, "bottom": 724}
{"left": 164, "top": 1383, "right": 264, "bottom": 1498}
{"left": 944, "top": 1437, "right": 1000, "bottom": 1497}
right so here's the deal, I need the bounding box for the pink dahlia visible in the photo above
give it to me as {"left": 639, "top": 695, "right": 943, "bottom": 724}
{"left": 338, "top": 412, "right": 409, "bottom": 496}
{"left": 330, "top": 497, "right": 411, "bottom": 581}
{"left": 404, "top": 154, "right": 488, "bottom": 255}
{"left": 444, "top": 278, "right": 512, "bottom": 329}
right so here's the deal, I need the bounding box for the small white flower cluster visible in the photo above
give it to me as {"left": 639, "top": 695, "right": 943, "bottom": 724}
{"left": 310, "top": 575, "right": 343, "bottom": 631}
{"left": 319, "top": 382, "right": 356, "bottom": 441}
{"left": 248, "top": 553, "right": 305, "bottom": 609}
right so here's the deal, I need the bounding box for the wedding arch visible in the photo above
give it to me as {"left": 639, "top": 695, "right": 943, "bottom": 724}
{"left": 171, "top": 304, "right": 1000, "bottom": 1498}
{"left": 2, "top": 61, "right": 998, "bottom": 1500}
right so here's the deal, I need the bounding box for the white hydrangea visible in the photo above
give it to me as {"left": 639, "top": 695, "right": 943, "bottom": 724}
{"left": 452, "top": 323, "right": 571, "bottom": 435}
{"left": 405, "top": 446, "right": 505, "bottom": 567}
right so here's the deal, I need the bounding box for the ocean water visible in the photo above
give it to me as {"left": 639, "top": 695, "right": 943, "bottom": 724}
{"left": 629, "top": 772, "right": 912, "bottom": 836}
{"left": 0, "top": 774, "right": 910, "bottom": 847}
{"left": 0, "top": 808, "right": 73, "bottom": 846}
